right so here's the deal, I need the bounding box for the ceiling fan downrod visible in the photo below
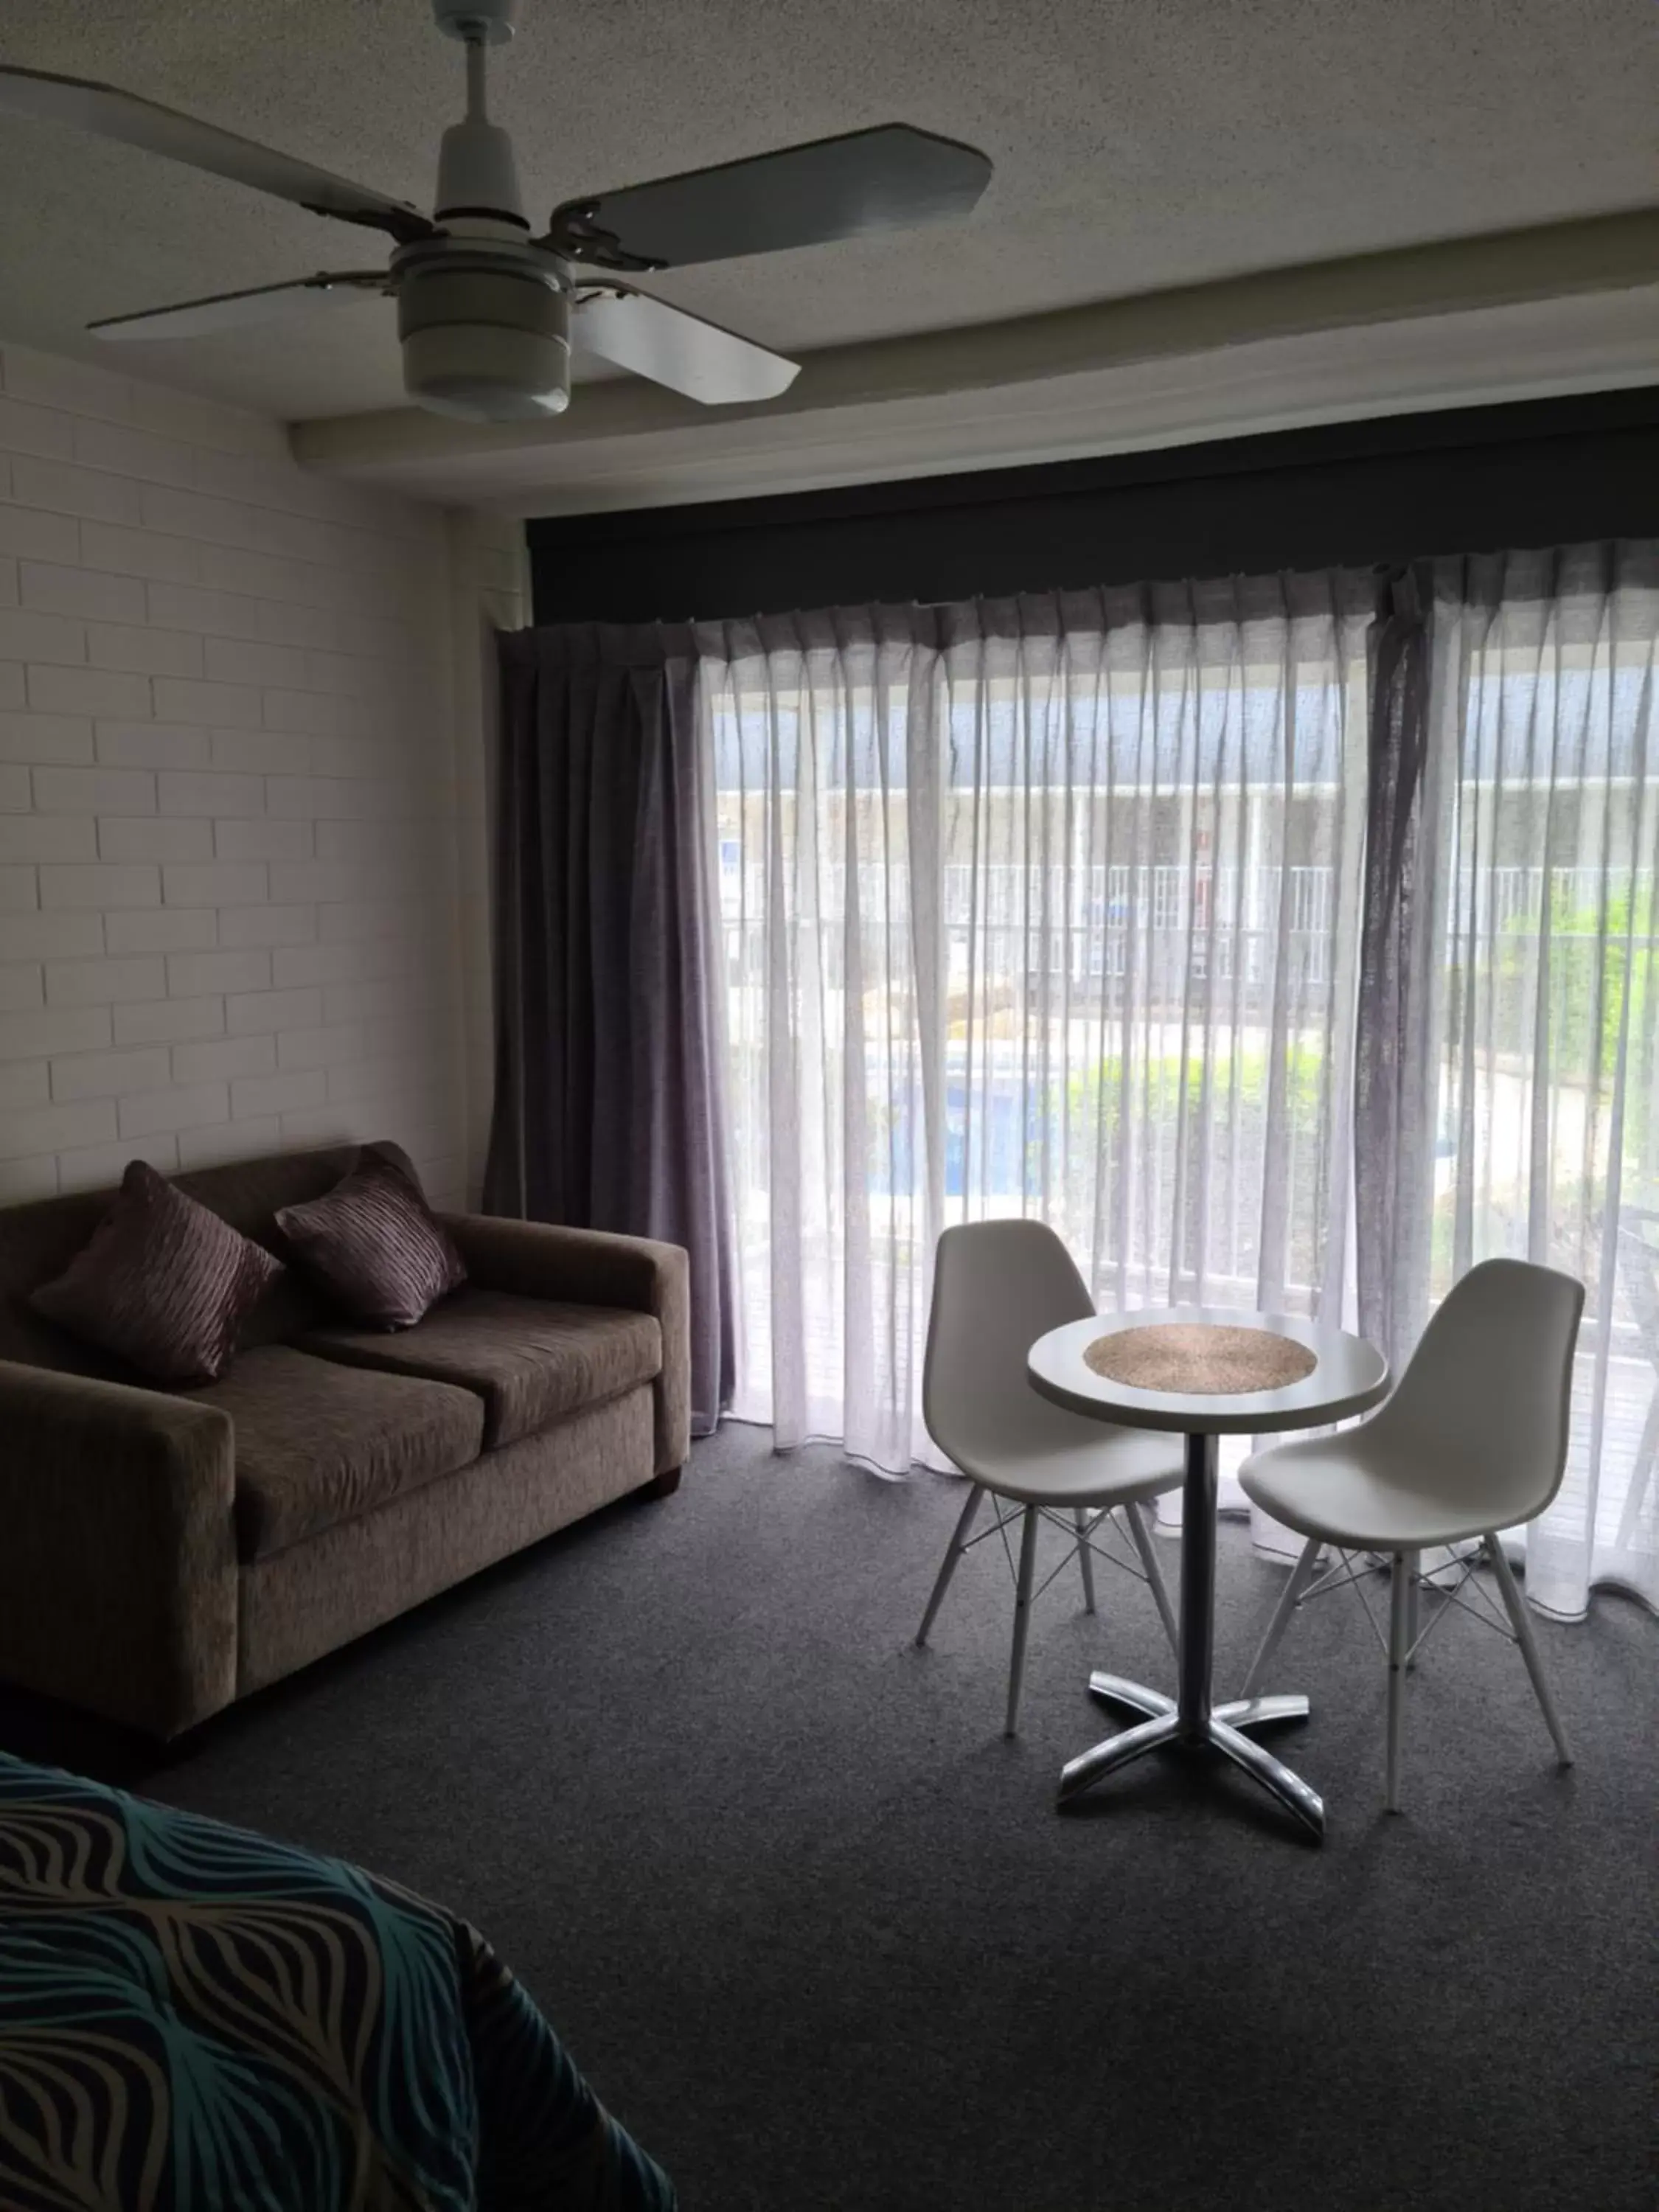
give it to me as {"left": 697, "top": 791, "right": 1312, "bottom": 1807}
{"left": 434, "top": 1, "right": 527, "bottom": 229}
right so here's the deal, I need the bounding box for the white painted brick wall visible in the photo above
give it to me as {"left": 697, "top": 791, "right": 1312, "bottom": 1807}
{"left": 446, "top": 509, "right": 525, "bottom": 1197}
{"left": 0, "top": 342, "right": 501, "bottom": 1208}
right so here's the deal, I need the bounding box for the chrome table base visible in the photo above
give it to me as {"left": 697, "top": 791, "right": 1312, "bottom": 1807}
{"left": 1057, "top": 1673, "right": 1325, "bottom": 1837}
{"left": 1057, "top": 1433, "right": 1326, "bottom": 1840}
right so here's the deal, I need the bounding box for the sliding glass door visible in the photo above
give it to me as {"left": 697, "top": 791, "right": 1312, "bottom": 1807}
{"left": 703, "top": 582, "right": 1370, "bottom": 1490}
{"left": 699, "top": 549, "right": 1659, "bottom": 1618}
{"left": 1411, "top": 549, "right": 1659, "bottom": 1614}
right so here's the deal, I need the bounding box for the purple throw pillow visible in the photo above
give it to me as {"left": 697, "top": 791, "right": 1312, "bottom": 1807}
{"left": 275, "top": 1146, "right": 465, "bottom": 1331}
{"left": 29, "top": 1158, "right": 284, "bottom": 1385}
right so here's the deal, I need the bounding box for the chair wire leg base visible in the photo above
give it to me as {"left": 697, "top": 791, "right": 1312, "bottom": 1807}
{"left": 1074, "top": 1506, "right": 1098, "bottom": 1615}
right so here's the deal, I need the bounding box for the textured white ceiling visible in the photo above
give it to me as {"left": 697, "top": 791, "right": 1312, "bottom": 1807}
{"left": 0, "top": 0, "right": 1654, "bottom": 423}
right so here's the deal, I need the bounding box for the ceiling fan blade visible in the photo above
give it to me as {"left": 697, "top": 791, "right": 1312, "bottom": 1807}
{"left": 574, "top": 288, "right": 799, "bottom": 406}
{"left": 549, "top": 123, "right": 991, "bottom": 271}
{"left": 90, "top": 273, "right": 389, "bottom": 344}
{"left": 0, "top": 66, "right": 433, "bottom": 243}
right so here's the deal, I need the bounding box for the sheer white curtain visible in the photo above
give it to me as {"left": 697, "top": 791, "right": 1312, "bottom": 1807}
{"left": 1399, "top": 543, "right": 1659, "bottom": 1618}
{"left": 700, "top": 582, "right": 1372, "bottom": 1528}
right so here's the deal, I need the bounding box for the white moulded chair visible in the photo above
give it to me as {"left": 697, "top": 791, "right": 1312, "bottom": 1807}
{"left": 916, "top": 1220, "right": 1185, "bottom": 1736}
{"left": 1238, "top": 1257, "right": 1585, "bottom": 1812}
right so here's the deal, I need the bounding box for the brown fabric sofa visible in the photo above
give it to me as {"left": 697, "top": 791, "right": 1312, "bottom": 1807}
{"left": 0, "top": 1142, "right": 689, "bottom": 1738}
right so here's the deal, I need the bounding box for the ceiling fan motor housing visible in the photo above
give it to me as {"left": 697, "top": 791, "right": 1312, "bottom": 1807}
{"left": 432, "top": 0, "right": 521, "bottom": 43}
{"left": 436, "top": 114, "right": 526, "bottom": 225}
{"left": 397, "top": 252, "right": 570, "bottom": 421}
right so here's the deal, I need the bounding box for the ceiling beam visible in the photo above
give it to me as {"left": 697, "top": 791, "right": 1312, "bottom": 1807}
{"left": 289, "top": 208, "right": 1659, "bottom": 509}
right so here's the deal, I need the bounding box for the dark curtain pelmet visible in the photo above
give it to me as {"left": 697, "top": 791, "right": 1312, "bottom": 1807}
{"left": 483, "top": 624, "right": 734, "bottom": 1435}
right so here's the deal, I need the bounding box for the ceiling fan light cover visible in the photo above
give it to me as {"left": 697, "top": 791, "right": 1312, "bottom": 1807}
{"left": 397, "top": 265, "right": 570, "bottom": 420}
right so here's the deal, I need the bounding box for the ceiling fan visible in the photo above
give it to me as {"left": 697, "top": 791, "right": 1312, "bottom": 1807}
{"left": 0, "top": 0, "right": 992, "bottom": 424}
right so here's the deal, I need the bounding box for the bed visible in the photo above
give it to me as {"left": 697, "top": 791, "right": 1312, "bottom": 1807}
{"left": 0, "top": 1753, "right": 676, "bottom": 2210}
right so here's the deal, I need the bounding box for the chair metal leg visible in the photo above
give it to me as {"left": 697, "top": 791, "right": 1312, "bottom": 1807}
{"left": 1005, "top": 1505, "right": 1040, "bottom": 1737}
{"left": 1074, "top": 1506, "right": 1098, "bottom": 1615}
{"left": 1484, "top": 1534, "right": 1573, "bottom": 1767}
{"left": 1385, "top": 1549, "right": 1413, "bottom": 1812}
{"left": 1405, "top": 1559, "right": 1421, "bottom": 1669}
{"left": 1126, "top": 1499, "right": 1180, "bottom": 1656}
{"left": 916, "top": 1483, "right": 984, "bottom": 1647}
{"left": 1239, "top": 1534, "right": 1321, "bottom": 1698}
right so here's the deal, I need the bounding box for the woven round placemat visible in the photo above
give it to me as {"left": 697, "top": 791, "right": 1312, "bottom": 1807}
{"left": 1083, "top": 1322, "right": 1317, "bottom": 1395}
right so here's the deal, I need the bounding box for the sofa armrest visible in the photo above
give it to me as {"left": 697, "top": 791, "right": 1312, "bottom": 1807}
{"left": 441, "top": 1215, "right": 690, "bottom": 1475}
{"left": 0, "top": 1360, "right": 238, "bottom": 1738}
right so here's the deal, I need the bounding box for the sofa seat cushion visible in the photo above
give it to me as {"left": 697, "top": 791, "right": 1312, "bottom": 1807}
{"left": 187, "top": 1346, "right": 486, "bottom": 1562}
{"left": 299, "top": 1289, "right": 662, "bottom": 1450}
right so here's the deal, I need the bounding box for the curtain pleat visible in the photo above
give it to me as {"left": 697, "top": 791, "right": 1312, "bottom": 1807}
{"left": 701, "top": 584, "right": 1372, "bottom": 1529}
{"left": 484, "top": 623, "right": 734, "bottom": 1435}
{"left": 1395, "top": 542, "right": 1659, "bottom": 1616}
{"left": 1354, "top": 568, "right": 1434, "bottom": 1369}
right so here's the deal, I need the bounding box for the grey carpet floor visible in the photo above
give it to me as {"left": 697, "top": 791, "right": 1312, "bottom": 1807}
{"left": 12, "top": 1424, "right": 1657, "bottom": 2211}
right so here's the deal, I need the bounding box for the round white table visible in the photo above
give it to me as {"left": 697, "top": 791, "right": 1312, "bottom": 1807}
{"left": 1028, "top": 1306, "right": 1389, "bottom": 1839}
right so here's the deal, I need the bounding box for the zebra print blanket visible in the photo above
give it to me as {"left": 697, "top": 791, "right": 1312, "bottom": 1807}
{"left": 0, "top": 1756, "right": 675, "bottom": 2211}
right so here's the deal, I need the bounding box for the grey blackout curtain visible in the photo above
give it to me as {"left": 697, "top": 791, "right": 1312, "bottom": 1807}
{"left": 484, "top": 624, "right": 734, "bottom": 1434}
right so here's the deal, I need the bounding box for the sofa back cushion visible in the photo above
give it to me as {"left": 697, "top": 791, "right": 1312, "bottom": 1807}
{"left": 29, "top": 1160, "right": 285, "bottom": 1385}
{"left": 0, "top": 1144, "right": 400, "bottom": 1377}
{"left": 276, "top": 1145, "right": 466, "bottom": 1330}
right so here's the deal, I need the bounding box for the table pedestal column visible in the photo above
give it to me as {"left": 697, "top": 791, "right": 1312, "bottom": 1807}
{"left": 1177, "top": 1430, "right": 1217, "bottom": 1742}
{"left": 1057, "top": 1429, "right": 1326, "bottom": 1839}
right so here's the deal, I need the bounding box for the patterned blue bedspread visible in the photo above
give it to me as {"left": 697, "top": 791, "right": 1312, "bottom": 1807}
{"left": 0, "top": 1755, "right": 675, "bottom": 2211}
